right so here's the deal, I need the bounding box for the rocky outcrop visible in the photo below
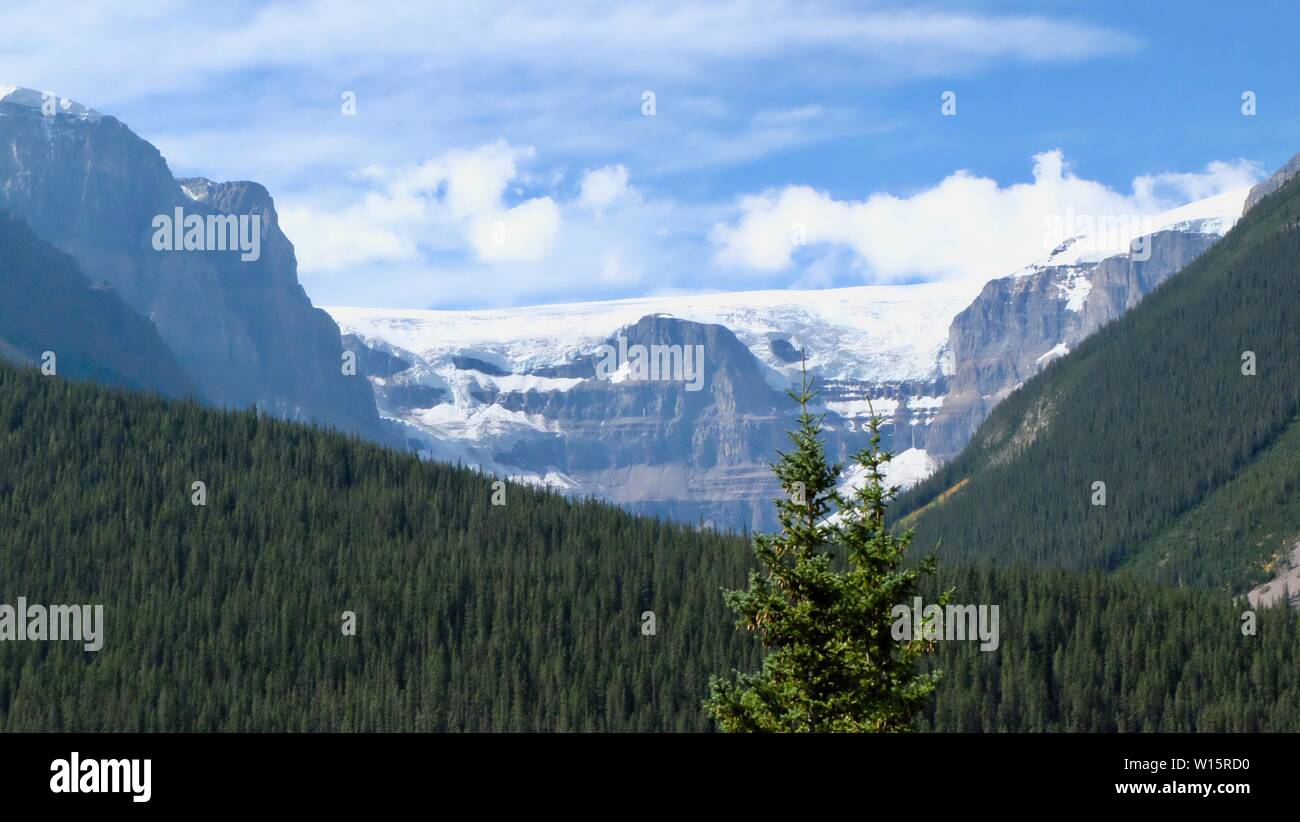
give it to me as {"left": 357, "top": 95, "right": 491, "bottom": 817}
{"left": 469, "top": 316, "right": 793, "bottom": 530}
{"left": 1244, "top": 152, "right": 1300, "bottom": 213}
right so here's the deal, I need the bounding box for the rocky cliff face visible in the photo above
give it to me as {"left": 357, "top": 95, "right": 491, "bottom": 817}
{"left": 0, "top": 87, "right": 383, "bottom": 437}
{"left": 925, "top": 228, "right": 1222, "bottom": 459}
{"left": 491, "top": 316, "right": 792, "bottom": 528}
{"left": 1244, "top": 151, "right": 1300, "bottom": 212}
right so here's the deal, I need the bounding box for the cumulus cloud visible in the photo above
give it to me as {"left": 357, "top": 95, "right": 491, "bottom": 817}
{"left": 469, "top": 198, "right": 563, "bottom": 263}
{"left": 711, "top": 151, "right": 1263, "bottom": 283}
{"left": 278, "top": 142, "right": 714, "bottom": 308}
{"left": 281, "top": 140, "right": 560, "bottom": 272}
{"left": 1132, "top": 161, "right": 1262, "bottom": 204}
{"left": 579, "top": 165, "right": 631, "bottom": 211}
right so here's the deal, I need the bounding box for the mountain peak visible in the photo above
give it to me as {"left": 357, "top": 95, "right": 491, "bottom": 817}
{"left": 0, "top": 85, "right": 101, "bottom": 119}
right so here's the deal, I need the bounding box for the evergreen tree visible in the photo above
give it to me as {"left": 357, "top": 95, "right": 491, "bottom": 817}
{"left": 706, "top": 366, "right": 945, "bottom": 732}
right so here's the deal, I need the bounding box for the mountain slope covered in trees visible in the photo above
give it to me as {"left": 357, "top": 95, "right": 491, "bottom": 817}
{"left": 0, "top": 361, "right": 1296, "bottom": 730}
{"left": 895, "top": 171, "right": 1300, "bottom": 593}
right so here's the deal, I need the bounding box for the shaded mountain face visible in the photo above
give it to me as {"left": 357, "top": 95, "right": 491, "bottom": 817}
{"left": 894, "top": 165, "right": 1300, "bottom": 596}
{"left": 0, "top": 89, "right": 382, "bottom": 437}
{"left": 490, "top": 316, "right": 792, "bottom": 528}
{"left": 0, "top": 214, "right": 196, "bottom": 397}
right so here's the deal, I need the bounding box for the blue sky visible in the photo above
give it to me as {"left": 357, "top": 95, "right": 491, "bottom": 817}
{"left": 2, "top": 0, "right": 1297, "bottom": 308}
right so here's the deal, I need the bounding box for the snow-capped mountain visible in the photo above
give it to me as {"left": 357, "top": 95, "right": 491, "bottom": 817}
{"left": 930, "top": 186, "right": 1252, "bottom": 456}
{"left": 329, "top": 288, "right": 972, "bottom": 530}
{"left": 327, "top": 186, "right": 1252, "bottom": 531}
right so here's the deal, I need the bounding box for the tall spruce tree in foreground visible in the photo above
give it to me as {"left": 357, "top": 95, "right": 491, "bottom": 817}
{"left": 706, "top": 366, "right": 946, "bottom": 732}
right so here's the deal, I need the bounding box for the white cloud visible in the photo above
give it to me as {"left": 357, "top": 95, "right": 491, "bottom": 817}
{"left": 277, "top": 206, "right": 419, "bottom": 272}
{"left": 278, "top": 139, "right": 715, "bottom": 309}
{"left": 712, "top": 151, "right": 1263, "bottom": 283}
{"left": 281, "top": 140, "right": 561, "bottom": 272}
{"left": 1133, "top": 160, "right": 1263, "bottom": 204}
{"left": 288, "top": 145, "right": 1265, "bottom": 309}
{"left": 0, "top": 2, "right": 1145, "bottom": 195}
{"left": 0, "top": 2, "right": 1142, "bottom": 108}
{"left": 469, "top": 198, "right": 562, "bottom": 263}
{"left": 579, "top": 165, "right": 631, "bottom": 211}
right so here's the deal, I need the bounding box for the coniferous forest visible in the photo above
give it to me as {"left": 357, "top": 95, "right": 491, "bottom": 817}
{"left": 1, "top": 361, "right": 1296, "bottom": 731}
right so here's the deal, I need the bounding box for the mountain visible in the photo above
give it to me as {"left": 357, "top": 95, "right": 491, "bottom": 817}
{"left": 331, "top": 283, "right": 974, "bottom": 529}
{"left": 0, "top": 85, "right": 383, "bottom": 437}
{"left": 0, "top": 82, "right": 1252, "bottom": 530}
{"left": 328, "top": 187, "right": 1249, "bottom": 530}
{"left": 0, "top": 214, "right": 195, "bottom": 397}
{"left": 928, "top": 187, "right": 1249, "bottom": 456}
{"left": 3, "top": 358, "right": 1297, "bottom": 731}
{"left": 894, "top": 154, "right": 1300, "bottom": 596}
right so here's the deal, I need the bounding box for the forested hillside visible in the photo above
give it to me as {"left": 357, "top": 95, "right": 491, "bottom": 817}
{"left": 0, "top": 362, "right": 1296, "bottom": 730}
{"left": 919, "top": 567, "right": 1300, "bottom": 731}
{"left": 895, "top": 173, "right": 1300, "bottom": 593}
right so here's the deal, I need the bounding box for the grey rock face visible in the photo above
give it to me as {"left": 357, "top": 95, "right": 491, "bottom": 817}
{"left": 925, "top": 229, "right": 1220, "bottom": 459}
{"left": 356, "top": 313, "right": 932, "bottom": 531}
{"left": 477, "top": 315, "right": 792, "bottom": 530}
{"left": 1244, "top": 152, "right": 1300, "bottom": 213}
{"left": 0, "top": 94, "right": 383, "bottom": 437}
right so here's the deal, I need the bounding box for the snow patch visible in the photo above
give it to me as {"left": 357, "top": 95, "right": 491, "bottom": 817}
{"left": 1036, "top": 343, "right": 1070, "bottom": 366}
{"left": 1055, "top": 272, "right": 1092, "bottom": 313}
{"left": 824, "top": 398, "right": 899, "bottom": 418}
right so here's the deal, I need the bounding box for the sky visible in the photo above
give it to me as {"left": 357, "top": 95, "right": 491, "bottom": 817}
{"left": 1, "top": 0, "right": 1297, "bottom": 309}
